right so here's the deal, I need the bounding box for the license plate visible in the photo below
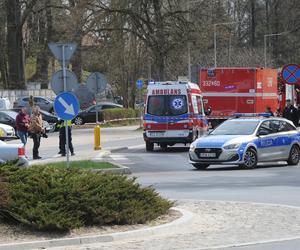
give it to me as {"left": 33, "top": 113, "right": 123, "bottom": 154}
{"left": 149, "top": 132, "right": 165, "bottom": 137}
{"left": 199, "top": 153, "right": 216, "bottom": 158}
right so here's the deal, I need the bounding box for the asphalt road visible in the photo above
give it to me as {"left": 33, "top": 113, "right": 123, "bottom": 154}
{"left": 12, "top": 126, "right": 300, "bottom": 249}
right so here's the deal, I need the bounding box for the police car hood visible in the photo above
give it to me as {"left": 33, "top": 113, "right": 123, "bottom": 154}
{"left": 195, "top": 135, "right": 253, "bottom": 148}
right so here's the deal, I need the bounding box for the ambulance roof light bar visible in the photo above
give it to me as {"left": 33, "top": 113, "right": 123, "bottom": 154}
{"left": 154, "top": 81, "right": 190, "bottom": 85}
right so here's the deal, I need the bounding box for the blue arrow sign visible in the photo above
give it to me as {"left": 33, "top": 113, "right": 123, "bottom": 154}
{"left": 136, "top": 79, "right": 143, "bottom": 89}
{"left": 54, "top": 92, "right": 80, "bottom": 120}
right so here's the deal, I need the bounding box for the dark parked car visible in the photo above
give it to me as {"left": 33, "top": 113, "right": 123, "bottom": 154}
{"left": 0, "top": 110, "right": 52, "bottom": 133}
{"left": 73, "top": 102, "right": 123, "bottom": 125}
{"left": 13, "top": 96, "right": 54, "bottom": 113}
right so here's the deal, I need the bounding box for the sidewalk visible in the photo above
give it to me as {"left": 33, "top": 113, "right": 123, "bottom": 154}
{"left": 2, "top": 200, "right": 300, "bottom": 250}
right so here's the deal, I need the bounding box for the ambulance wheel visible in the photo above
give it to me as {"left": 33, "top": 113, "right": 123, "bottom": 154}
{"left": 287, "top": 145, "right": 300, "bottom": 165}
{"left": 192, "top": 164, "right": 209, "bottom": 170}
{"left": 241, "top": 148, "right": 257, "bottom": 169}
{"left": 160, "top": 143, "right": 168, "bottom": 150}
{"left": 146, "top": 142, "right": 154, "bottom": 151}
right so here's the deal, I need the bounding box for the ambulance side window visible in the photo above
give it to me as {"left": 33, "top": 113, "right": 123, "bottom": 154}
{"left": 196, "top": 96, "right": 204, "bottom": 115}
{"left": 192, "top": 96, "right": 199, "bottom": 114}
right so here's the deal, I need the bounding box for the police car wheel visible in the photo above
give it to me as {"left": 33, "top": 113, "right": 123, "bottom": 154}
{"left": 192, "top": 164, "right": 209, "bottom": 170}
{"left": 146, "top": 142, "right": 154, "bottom": 151}
{"left": 74, "top": 117, "right": 84, "bottom": 125}
{"left": 287, "top": 145, "right": 300, "bottom": 166}
{"left": 242, "top": 148, "right": 257, "bottom": 169}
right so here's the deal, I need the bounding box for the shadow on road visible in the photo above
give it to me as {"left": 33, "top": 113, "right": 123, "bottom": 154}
{"left": 154, "top": 146, "right": 189, "bottom": 153}
{"left": 192, "top": 163, "right": 288, "bottom": 172}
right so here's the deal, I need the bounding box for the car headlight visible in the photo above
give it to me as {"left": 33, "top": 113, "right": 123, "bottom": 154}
{"left": 189, "top": 144, "right": 196, "bottom": 152}
{"left": 0, "top": 128, "right": 5, "bottom": 137}
{"left": 223, "top": 143, "right": 241, "bottom": 150}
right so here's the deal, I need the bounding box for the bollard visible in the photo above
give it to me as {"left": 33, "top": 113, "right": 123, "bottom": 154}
{"left": 94, "top": 125, "right": 101, "bottom": 150}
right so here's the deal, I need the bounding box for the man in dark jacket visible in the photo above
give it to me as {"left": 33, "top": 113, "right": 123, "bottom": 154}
{"left": 16, "top": 107, "right": 30, "bottom": 145}
{"left": 283, "top": 100, "right": 299, "bottom": 126}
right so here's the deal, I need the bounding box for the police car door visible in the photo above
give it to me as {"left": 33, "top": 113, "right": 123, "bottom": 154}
{"left": 276, "top": 120, "right": 297, "bottom": 159}
{"left": 257, "top": 120, "right": 279, "bottom": 161}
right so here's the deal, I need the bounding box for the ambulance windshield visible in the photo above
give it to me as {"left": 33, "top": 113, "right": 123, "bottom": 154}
{"left": 147, "top": 95, "right": 188, "bottom": 116}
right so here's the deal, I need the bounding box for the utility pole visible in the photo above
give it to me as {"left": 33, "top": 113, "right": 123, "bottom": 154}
{"left": 214, "top": 21, "right": 238, "bottom": 68}
{"left": 264, "top": 31, "right": 290, "bottom": 68}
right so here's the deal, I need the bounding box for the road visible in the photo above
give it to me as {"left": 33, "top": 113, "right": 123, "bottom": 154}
{"left": 12, "top": 126, "right": 300, "bottom": 249}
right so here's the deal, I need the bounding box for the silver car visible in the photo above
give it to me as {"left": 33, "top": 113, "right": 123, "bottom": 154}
{"left": 189, "top": 117, "right": 300, "bottom": 170}
{"left": 13, "top": 96, "right": 54, "bottom": 113}
{"left": 0, "top": 140, "right": 29, "bottom": 166}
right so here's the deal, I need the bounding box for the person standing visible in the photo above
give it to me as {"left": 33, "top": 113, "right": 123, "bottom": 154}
{"left": 283, "top": 99, "right": 299, "bottom": 126}
{"left": 265, "top": 106, "right": 274, "bottom": 117}
{"left": 58, "top": 120, "right": 74, "bottom": 156}
{"left": 15, "top": 107, "right": 30, "bottom": 146}
{"left": 29, "top": 107, "right": 44, "bottom": 159}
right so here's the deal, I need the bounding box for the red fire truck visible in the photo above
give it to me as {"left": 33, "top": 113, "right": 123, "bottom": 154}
{"left": 196, "top": 68, "right": 279, "bottom": 127}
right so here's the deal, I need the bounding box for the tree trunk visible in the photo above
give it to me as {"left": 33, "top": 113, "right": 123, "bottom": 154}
{"left": 72, "top": 42, "right": 82, "bottom": 83}
{"left": 6, "top": 0, "right": 25, "bottom": 89}
{"left": 34, "top": 2, "right": 52, "bottom": 88}
{"left": 250, "top": 0, "right": 256, "bottom": 47}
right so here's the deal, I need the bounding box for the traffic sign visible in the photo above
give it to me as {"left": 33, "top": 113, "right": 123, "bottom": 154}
{"left": 50, "top": 70, "right": 79, "bottom": 95}
{"left": 54, "top": 92, "right": 80, "bottom": 120}
{"left": 281, "top": 64, "right": 300, "bottom": 85}
{"left": 86, "top": 72, "right": 107, "bottom": 94}
{"left": 48, "top": 42, "right": 77, "bottom": 67}
{"left": 136, "top": 79, "right": 143, "bottom": 89}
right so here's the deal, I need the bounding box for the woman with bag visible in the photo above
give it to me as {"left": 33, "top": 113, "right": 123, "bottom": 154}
{"left": 29, "top": 106, "right": 44, "bottom": 160}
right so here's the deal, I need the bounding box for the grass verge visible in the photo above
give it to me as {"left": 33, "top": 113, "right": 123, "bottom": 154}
{"left": 46, "top": 160, "right": 116, "bottom": 170}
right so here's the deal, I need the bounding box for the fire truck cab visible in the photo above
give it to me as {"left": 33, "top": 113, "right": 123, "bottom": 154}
{"left": 143, "top": 81, "right": 208, "bottom": 151}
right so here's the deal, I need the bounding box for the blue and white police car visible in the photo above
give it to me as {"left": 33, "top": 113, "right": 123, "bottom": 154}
{"left": 189, "top": 116, "right": 300, "bottom": 170}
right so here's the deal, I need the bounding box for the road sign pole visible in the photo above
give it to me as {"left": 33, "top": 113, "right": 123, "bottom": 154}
{"left": 62, "top": 45, "right": 70, "bottom": 167}
{"left": 95, "top": 74, "right": 99, "bottom": 124}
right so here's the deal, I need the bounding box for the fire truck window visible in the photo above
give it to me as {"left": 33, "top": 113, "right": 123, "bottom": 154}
{"left": 147, "top": 96, "right": 165, "bottom": 116}
{"left": 192, "top": 96, "right": 199, "bottom": 114}
{"left": 169, "top": 95, "right": 187, "bottom": 116}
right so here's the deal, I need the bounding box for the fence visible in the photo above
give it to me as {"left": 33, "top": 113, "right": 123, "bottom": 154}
{"left": 0, "top": 89, "right": 56, "bottom": 106}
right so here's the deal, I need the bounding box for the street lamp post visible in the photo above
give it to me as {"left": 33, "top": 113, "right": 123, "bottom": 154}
{"left": 214, "top": 21, "right": 238, "bottom": 68}
{"left": 264, "top": 31, "right": 289, "bottom": 68}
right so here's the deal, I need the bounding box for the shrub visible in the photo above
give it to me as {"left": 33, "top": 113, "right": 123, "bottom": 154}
{"left": 0, "top": 164, "right": 172, "bottom": 232}
{"left": 102, "top": 108, "right": 139, "bottom": 121}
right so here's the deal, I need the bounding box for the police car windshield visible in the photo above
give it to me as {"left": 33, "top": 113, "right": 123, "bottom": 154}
{"left": 147, "top": 95, "right": 187, "bottom": 116}
{"left": 211, "top": 120, "right": 260, "bottom": 135}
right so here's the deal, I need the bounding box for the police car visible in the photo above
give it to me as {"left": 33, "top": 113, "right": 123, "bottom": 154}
{"left": 189, "top": 116, "right": 300, "bottom": 170}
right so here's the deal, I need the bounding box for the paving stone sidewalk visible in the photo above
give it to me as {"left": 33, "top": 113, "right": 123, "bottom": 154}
{"left": 50, "top": 200, "right": 300, "bottom": 250}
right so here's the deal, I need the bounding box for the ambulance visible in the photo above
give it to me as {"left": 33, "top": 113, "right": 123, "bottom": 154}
{"left": 143, "top": 81, "right": 208, "bottom": 151}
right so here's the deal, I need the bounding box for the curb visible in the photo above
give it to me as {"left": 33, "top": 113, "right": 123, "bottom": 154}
{"left": 110, "top": 147, "right": 128, "bottom": 153}
{"left": 0, "top": 208, "right": 192, "bottom": 250}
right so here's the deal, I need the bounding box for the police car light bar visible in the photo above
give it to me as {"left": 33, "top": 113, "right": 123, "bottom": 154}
{"left": 234, "top": 113, "right": 272, "bottom": 118}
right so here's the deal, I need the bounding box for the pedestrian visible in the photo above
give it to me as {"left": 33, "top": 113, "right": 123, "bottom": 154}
{"left": 29, "top": 106, "right": 44, "bottom": 160}
{"left": 15, "top": 107, "right": 30, "bottom": 146}
{"left": 265, "top": 106, "right": 274, "bottom": 117}
{"left": 58, "top": 120, "right": 74, "bottom": 156}
{"left": 283, "top": 99, "right": 299, "bottom": 126}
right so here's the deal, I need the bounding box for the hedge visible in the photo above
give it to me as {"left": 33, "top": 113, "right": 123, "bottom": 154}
{"left": 0, "top": 164, "right": 172, "bottom": 232}
{"left": 102, "top": 108, "right": 140, "bottom": 121}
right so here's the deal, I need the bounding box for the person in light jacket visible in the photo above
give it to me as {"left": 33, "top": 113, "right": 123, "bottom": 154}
{"left": 29, "top": 106, "right": 44, "bottom": 160}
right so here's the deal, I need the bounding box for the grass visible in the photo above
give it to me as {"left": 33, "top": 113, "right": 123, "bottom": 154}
{"left": 45, "top": 160, "right": 116, "bottom": 170}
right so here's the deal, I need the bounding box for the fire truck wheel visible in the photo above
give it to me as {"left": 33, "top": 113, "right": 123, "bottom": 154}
{"left": 241, "top": 148, "right": 257, "bottom": 169}
{"left": 192, "top": 164, "right": 209, "bottom": 170}
{"left": 146, "top": 142, "right": 154, "bottom": 151}
{"left": 287, "top": 145, "right": 300, "bottom": 165}
{"left": 160, "top": 143, "right": 168, "bottom": 150}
